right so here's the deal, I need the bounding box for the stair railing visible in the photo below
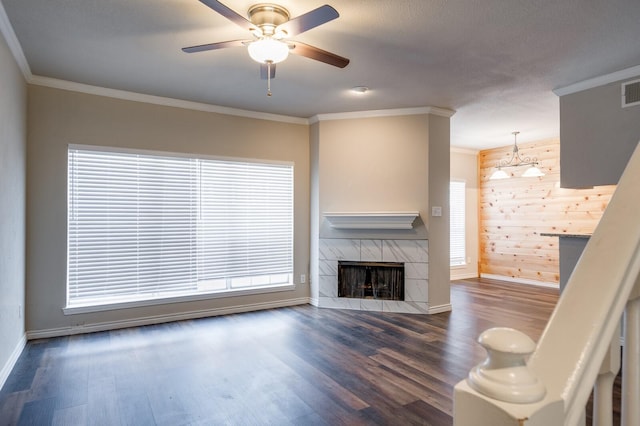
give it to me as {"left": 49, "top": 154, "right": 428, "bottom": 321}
{"left": 454, "top": 141, "right": 640, "bottom": 426}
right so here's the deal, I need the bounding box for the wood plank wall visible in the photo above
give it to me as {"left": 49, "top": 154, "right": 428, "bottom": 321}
{"left": 479, "top": 137, "right": 616, "bottom": 285}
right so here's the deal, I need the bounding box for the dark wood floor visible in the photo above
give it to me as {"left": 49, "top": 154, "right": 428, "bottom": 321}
{"left": 1, "top": 278, "right": 564, "bottom": 425}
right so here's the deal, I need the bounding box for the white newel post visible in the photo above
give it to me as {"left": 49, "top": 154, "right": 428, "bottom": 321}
{"left": 454, "top": 327, "right": 564, "bottom": 426}
{"left": 468, "top": 327, "right": 546, "bottom": 403}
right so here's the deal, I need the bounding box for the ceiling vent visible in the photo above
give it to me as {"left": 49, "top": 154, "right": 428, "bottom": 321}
{"left": 622, "top": 79, "right": 640, "bottom": 108}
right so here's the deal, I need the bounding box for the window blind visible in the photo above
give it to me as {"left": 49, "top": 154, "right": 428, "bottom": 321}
{"left": 67, "top": 147, "right": 293, "bottom": 307}
{"left": 450, "top": 180, "right": 466, "bottom": 266}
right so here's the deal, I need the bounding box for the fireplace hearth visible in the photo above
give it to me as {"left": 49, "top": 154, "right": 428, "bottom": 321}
{"left": 338, "top": 261, "right": 404, "bottom": 300}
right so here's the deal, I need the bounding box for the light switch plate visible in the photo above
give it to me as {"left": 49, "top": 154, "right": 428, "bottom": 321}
{"left": 431, "top": 206, "right": 442, "bottom": 217}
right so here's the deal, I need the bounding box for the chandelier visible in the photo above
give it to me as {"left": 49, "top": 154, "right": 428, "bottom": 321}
{"left": 489, "top": 132, "right": 545, "bottom": 180}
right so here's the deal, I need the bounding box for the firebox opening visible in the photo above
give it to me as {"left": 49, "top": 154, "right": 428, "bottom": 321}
{"left": 337, "top": 261, "right": 404, "bottom": 300}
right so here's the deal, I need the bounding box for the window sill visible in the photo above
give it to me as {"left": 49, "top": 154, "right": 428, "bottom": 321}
{"left": 63, "top": 283, "right": 296, "bottom": 315}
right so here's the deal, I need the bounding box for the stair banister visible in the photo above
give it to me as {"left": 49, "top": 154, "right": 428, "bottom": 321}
{"left": 454, "top": 140, "right": 640, "bottom": 425}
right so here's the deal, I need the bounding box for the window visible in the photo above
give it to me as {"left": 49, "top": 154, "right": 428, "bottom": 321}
{"left": 67, "top": 146, "right": 293, "bottom": 309}
{"left": 450, "top": 180, "right": 466, "bottom": 266}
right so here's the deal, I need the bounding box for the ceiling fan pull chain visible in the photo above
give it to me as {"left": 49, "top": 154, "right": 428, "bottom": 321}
{"left": 267, "top": 61, "right": 273, "bottom": 97}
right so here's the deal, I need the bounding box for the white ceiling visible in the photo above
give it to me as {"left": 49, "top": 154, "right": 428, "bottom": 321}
{"left": 3, "top": 0, "right": 640, "bottom": 149}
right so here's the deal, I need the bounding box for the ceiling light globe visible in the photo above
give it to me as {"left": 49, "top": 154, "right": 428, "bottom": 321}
{"left": 351, "top": 86, "right": 369, "bottom": 94}
{"left": 248, "top": 39, "right": 289, "bottom": 64}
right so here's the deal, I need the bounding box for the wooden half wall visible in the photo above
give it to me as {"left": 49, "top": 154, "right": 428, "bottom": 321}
{"left": 479, "top": 138, "right": 615, "bottom": 285}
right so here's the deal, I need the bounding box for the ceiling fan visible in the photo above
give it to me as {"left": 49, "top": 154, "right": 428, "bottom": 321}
{"left": 182, "top": 0, "right": 350, "bottom": 96}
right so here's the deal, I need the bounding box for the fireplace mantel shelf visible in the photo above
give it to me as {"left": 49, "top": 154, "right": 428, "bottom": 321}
{"left": 323, "top": 212, "right": 420, "bottom": 230}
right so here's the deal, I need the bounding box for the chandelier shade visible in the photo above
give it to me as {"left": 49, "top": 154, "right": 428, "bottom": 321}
{"left": 489, "top": 169, "right": 510, "bottom": 180}
{"left": 521, "top": 165, "right": 545, "bottom": 178}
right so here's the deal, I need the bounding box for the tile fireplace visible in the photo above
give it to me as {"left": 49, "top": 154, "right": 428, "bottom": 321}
{"left": 316, "top": 238, "right": 428, "bottom": 314}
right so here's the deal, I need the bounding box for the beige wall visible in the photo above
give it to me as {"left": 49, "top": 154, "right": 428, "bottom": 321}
{"left": 311, "top": 113, "right": 451, "bottom": 310}
{"left": 309, "top": 122, "right": 320, "bottom": 303}
{"left": 0, "top": 31, "right": 27, "bottom": 377}
{"left": 316, "top": 115, "right": 429, "bottom": 239}
{"left": 427, "top": 114, "right": 451, "bottom": 308}
{"left": 450, "top": 148, "right": 479, "bottom": 280}
{"left": 24, "top": 84, "right": 453, "bottom": 333}
{"left": 26, "top": 85, "right": 310, "bottom": 334}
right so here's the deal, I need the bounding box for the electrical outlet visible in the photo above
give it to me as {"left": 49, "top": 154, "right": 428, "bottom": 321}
{"left": 300, "top": 274, "right": 306, "bottom": 283}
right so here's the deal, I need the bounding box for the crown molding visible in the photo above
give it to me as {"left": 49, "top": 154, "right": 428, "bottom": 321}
{"left": 29, "top": 75, "right": 457, "bottom": 127}
{"left": 2, "top": 4, "right": 306, "bottom": 125}
{"left": 29, "top": 75, "right": 309, "bottom": 125}
{"left": 0, "top": 0, "right": 32, "bottom": 79}
{"left": 309, "top": 106, "right": 455, "bottom": 123}
{"left": 553, "top": 64, "right": 640, "bottom": 96}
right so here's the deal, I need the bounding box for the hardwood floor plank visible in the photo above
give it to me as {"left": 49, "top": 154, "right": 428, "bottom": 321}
{"left": 404, "top": 399, "right": 458, "bottom": 426}
{"left": 17, "top": 397, "right": 56, "bottom": 426}
{"left": 1, "top": 278, "right": 568, "bottom": 425}
{"left": 369, "top": 353, "right": 453, "bottom": 415}
{"left": 266, "top": 344, "right": 370, "bottom": 411}
{"left": 87, "top": 376, "right": 122, "bottom": 426}
{"left": 0, "top": 391, "right": 28, "bottom": 426}
{"left": 52, "top": 404, "right": 88, "bottom": 426}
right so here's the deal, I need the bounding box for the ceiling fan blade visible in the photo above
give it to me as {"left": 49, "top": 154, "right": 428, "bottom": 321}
{"left": 260, "top": 63, "right": 276, "bottom": 80}
{"left": 276, "top": 5, "right": 339, "bottom": 37}
{"left": 182, "top": 39, "right": 247, "bottom": 53}
{"left": 199, "top": 0, "right": 255, "bottom": 31}
{"left": 290, "top": 42, "right": 349, "bottom": 68}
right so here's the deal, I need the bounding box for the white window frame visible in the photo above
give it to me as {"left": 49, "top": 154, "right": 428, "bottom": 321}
{"left": 450, "top": 180, "right": 466, "bottom": 267}
{"left": 65, "top": 145, "right": 294, "bottom": 314}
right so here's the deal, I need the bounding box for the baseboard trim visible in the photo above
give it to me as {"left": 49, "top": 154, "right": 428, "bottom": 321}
{"left": 451, "top": 272, "right": 479, "bottom": 281}
{"left": 1, "top": 333, "right": 26, "bottom": 390}
{"left": 27, "top": 298, "right": 310, "bottom": 340}
{"left": 428, "top": 303, "right": 452, "bottom": 314}
{"left": 480, "top": 273, "right": 559, "bottom": 289}
{"left": 309, "top": 297, "right": 319, "bottom": 307}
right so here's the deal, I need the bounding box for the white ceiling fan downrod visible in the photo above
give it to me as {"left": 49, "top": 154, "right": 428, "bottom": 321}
{"left": 267, "top": 61, "right": 273, "bottom": 97}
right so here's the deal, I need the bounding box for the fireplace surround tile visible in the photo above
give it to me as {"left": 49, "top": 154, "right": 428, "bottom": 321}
{"left": 383, "top": 301, "right": 429, "bottom": 314}
{"left": 383, "top": 240, "right": 428, "bottom": 263}
{"left": 360, "top": 299, "right": 384, "bottom": 311}
{"left": 405, "top": 278, "right": 428, "bottom": 302}
{"left": 319, "top": 296, "right": 361, "bottom": 310}
{"left": 319, "top": 238, "right": 361, "bottom": 261}
{"left": 319, "top": 259, "right": 338, "bottom": 276}
{"left": 319, "top": 275, "right": 337, "bottom": 298}
{"left": 405, "top": 262, "right": 428, "bottom": 279}
{"left": 360, "top": 239, "right": 383, "bottom": 261}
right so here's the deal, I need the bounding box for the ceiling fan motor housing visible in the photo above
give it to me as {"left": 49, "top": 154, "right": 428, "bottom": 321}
{"left": 248, "top": 4, "right": 290, "bottom": 37}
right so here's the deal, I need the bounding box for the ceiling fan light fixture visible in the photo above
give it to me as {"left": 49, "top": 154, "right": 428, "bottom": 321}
{"left": 248, "top": 38, "right": 289, "bottom": 64}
